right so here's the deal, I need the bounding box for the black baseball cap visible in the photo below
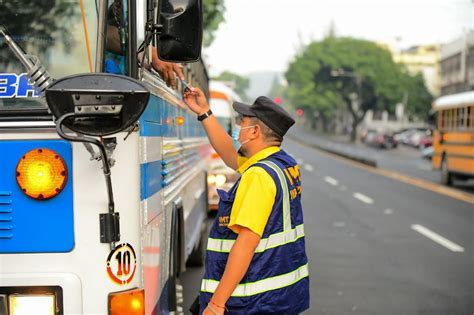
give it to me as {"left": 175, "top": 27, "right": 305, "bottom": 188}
{"left": 233, "top": 96, "right": 295, "bottom": 138}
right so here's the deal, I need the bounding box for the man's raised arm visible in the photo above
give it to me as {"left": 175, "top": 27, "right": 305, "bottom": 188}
{"left": 184, "top": 87, "right": 239, "bottom": 170}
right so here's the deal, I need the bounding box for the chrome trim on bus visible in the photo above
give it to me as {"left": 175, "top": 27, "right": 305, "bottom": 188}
{"left": 0, "top": 121, "right": 56, "bottom": 128}
{"left": 95, "top": 0, "right": 107, "bottom": 72}
{"left": 141, "top": 70, "right": 183, "bottom": 107}
{"left": 164, "top": 166, "right": 202, "bottom": 206}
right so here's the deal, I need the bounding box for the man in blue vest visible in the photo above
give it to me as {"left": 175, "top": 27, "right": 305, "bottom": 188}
{"left": 184, "top": 87, "right": 309, "bottom": 315}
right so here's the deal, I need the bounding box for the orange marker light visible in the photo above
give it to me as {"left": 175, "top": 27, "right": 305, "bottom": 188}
{"left": 109, "top": 288, "right": 145, "bottom": 315}
{"left": 175, "top": 116, "right": 185, "bottom": 126}
{"left": 16, "top": 148, "right": 68, "bottom": 200}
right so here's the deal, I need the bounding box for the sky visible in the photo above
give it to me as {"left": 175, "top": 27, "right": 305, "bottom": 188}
{"left": 203, "top": 0, "right": 474, "bottom": 76}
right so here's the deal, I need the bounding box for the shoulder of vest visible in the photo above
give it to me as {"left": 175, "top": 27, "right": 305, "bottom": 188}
{"left": 249, "top": 160, "right": 285, "bottom": 178}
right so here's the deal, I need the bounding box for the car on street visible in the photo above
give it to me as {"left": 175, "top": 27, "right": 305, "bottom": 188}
{"left": 363, "top": 129, "right": 398, "bottom": 149}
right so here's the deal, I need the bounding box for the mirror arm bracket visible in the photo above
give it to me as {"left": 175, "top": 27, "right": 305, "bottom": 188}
{"left": 146, "top": 22, "right": 163, "bottom": 34}
{"left": 56, "top": 113, "right": 120, "bottom": 250}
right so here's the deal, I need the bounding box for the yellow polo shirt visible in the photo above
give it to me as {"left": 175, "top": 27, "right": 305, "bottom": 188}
{"left": 228, "top": 146, "right": 280, "bottom": 237}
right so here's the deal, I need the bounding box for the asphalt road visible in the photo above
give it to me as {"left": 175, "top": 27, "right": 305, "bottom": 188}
{"left": 181, "top": 137, "right": 474, "bottom": 314}
{"left": 289, "top": 127, "right": 474, "bottom": 194}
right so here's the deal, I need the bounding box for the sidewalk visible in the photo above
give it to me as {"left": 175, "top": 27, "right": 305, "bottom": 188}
{"left": 287, "top": 127, "right": 378, "bottom": 167}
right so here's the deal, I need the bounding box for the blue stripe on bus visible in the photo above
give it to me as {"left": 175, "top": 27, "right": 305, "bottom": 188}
{"left": 140, "top": 95, "right": 178, "bottom": 137}
{"left": 140, "top": 160, "right": 163, "bottom": 200}
{"left": 139, "top": 94, "right": 207, "bottom": 138}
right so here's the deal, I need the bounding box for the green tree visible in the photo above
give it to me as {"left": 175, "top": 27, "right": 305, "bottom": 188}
{"left": 0, "top": 0, "right": 77, "bottom": 59}
{"left": 286, "top": 37, "right": 432, "bottom": 141}
{"left": 203, "top": 0, "right": 226, "bottom": 47}
{"left": 213, "top": 71, "right": 250, "bottom": 100}
{"left": 400, "top": 72, "right": 433, "bottom": 120}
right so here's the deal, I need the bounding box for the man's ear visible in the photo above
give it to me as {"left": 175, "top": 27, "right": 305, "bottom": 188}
{"left": 252, "top": 124, "right": 261, "bottom": 139}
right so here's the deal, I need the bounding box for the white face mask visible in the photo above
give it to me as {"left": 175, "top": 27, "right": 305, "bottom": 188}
{"left": 232, "top": 125, "right": 256, "bottom": 151}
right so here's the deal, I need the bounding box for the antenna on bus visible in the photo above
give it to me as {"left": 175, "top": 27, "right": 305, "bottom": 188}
{"left": 0, "top": 25, "right": 54, "bottom": 96}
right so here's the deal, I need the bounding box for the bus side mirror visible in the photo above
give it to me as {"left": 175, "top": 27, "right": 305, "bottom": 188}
{"left": 156, "top": 0, "right": 203, "bottom": 62}
{"left": 45, "top": 73, "right": 150, "bottom": 136}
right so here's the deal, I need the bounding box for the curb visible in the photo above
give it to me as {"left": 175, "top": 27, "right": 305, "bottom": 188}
{"left": 287, "top": 133, "right": 378, "bottom": 168}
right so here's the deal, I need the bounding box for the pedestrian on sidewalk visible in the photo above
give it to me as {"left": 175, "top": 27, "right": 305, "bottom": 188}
{"left": 184, "top": 87, "right": 310, "bottom": 315}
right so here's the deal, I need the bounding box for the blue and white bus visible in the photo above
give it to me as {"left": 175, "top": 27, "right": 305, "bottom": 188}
{"left": 0, "top": 1, "right": 209, "bottom": 314}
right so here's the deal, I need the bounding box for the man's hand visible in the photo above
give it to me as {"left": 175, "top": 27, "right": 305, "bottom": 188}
{"left": 183, "top": 87, "right": 210, "bottom": 115}
{"left": 151, "top": 47, "right": 184, "bottom": 89}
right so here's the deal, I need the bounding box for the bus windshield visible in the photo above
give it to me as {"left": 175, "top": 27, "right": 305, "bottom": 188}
{"left": 0, "top": 0, "right": 98, "bottom": 112}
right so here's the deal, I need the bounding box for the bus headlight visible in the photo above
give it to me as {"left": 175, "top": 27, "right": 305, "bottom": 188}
{"left": 9, "top": 294, "right": 55, "bottom": 315}
{"left": 207, "top": 174, "right": 216, "bottom": 185}
{"left": 16, "top": 148, "right": 68, "bottom": 200}
{"left": 215, "top": 174, "right": 227, "bottom": 187}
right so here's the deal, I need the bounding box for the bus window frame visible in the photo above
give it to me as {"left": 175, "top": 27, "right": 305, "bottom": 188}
{"left": 127, "top": 0, "right": 138, "bottom": 79}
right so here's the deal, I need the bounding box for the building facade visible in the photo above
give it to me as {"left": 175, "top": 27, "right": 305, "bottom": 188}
{"left": 393, "top": 44, "right": 441, "bottom": 97}
{"left": 440, "top": 31, "right": 474, "bottom": 96}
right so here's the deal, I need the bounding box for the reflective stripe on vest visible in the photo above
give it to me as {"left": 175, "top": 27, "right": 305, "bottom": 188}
{"left": 201, "top": 263, "right": 309, "bottom": 297}
{"left": 206, "top": 160, "right": 296, "bottom": 254}
{"left": 207, "top": 224, "right": 305, "bottom": 253}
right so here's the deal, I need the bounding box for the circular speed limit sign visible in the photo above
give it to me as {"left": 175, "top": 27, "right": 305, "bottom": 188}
{"left": 106, "top": 243, "right": 137, "bottom": 285}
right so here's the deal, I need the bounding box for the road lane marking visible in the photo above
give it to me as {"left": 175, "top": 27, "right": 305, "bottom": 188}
{"left": 418, "top": 165, "right": 432, "bottom": 171}
{"left": 324, "top": 176, "right": 339, "bottom": 186}
{"left": 411, "top": 224, "right": 464, "bottom": 252}
{"left": 304, "top": 164, "right": 314, "bottom": 172}
{"left": 353, "top": 192, "right": 374, "bottom": 204}
{"left": 288, "top": 137, "right": 474, "bottom": 205}
{"left": 384, "top": 208, "right": 393, "bottom": 215}
{"left": 332, "top": 221, "right": 346, "bottom": 227}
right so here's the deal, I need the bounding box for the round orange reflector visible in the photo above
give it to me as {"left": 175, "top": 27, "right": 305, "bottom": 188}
{"left": 16, "top": 148, "right": 68, "bottom": 200}
{"left": 175, "top": 116, "right": 185, "bottom": 126}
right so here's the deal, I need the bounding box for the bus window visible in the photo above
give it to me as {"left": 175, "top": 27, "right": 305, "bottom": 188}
{"left": 0, "top": 0, "right": 98, "bottom": 111}
{"left": 104, "top": 0, "right": 129, "bottom": 75}
{"left": 458, "top": 107, "right": 465, "bottom": 129}
{"left": 446, "top": 109, "right": 453, "bottom": 130}
{"left": 439, "top": 110, "right": 445, "bottom": 130}
{"left": 468, "top": 106, "right": 473, "bottom": 129}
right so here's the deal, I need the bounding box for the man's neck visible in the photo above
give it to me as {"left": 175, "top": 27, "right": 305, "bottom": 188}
{"left": 244, "top": 142, "right": 276, "bottom": 158}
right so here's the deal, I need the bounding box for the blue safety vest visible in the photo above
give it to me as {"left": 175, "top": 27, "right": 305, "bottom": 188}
{"left": 200, "top": 150, "right": 310, "bottom": 314}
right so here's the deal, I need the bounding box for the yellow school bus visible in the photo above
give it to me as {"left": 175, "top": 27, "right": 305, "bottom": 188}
{"left": 432, "top": 91, "right": 474, "bottom": 185}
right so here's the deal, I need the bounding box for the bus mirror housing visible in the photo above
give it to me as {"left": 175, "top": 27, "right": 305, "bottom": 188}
{"left": 45, "top": 73, "right": 150, "bottom": 136}
{"left": 156, "top": 0, "right": 203, "bottom": 62}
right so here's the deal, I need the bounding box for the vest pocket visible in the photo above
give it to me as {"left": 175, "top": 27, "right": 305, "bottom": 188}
{"left": 215, "top": 189, "right": 236, "bottom": 234}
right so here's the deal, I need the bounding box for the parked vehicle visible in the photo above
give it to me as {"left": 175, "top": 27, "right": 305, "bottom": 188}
{"left": 408, "top": 129, "right": 433, "bottom": 148}
{"left": 394, "top": 128, "right": 432, "bottom": 148}
{"left": 418, "top": 135, "right": 433, "bottom": 149}
{"left": 363, "top": 129, "right": 398, "bottom": 149}
{"left": 421, "top": 146, "right": 434, "bottom": 160}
